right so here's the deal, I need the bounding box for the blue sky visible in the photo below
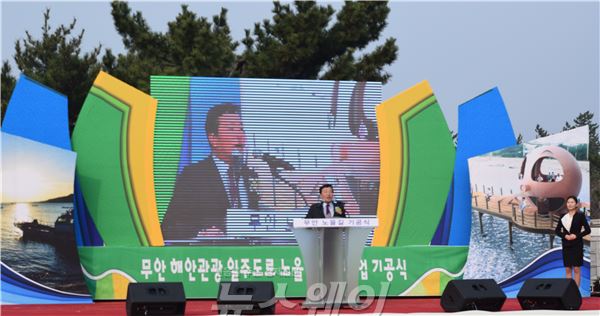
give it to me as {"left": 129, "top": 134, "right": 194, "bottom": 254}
{"left": 2, "top": 1, "right": 598, "bottom": 140}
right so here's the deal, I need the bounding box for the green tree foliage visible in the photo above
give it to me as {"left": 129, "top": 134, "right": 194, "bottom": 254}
{"left": 562, "top": 111, "right": 599, "bottom": 155}
{"left": 4, "top": 9, "right": 101, "bottom": 128}
{"left": 105, "top": 1, "right": 397, "bottom": 92}
{"left": 450, "top": 130, "right": 458, "bottom": 147}
{"left": 3, "top": 2, "right": 397, "bottom": 126}
{"left": 561, "top": 111, "right": 600, "bottom": 218}
{"left": 104, "top": 1, "right": 238, "bottom": 93}
{"left": 1, "top": 61, "right": 16, "bottom": 120}
{"left": 235, "top": 1, "right": 397, "bottom": 82}
{"left": 534, "top": 124, "right": 549, "bottom": 138}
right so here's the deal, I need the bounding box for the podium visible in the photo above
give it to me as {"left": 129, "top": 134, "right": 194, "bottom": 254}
{"left": 293, "top": 218, "right": 378, "bottom": 307}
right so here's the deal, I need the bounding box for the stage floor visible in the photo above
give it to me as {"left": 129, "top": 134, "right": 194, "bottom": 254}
{"left": 2, "top": 297, "right": 599, "bottom": 315}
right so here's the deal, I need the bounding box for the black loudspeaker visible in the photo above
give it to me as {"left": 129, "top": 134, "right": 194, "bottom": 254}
{"left": 126, "top": 282, "right": 186, "bottom": 316}
{"left": 217, "top": 281, "right": 275, "bottom": 314}
{"left": 517, "top": 278, "right": 581, "bottom": 310}
{"left": 441, "top": 279, "right": 506, "bottom": 312}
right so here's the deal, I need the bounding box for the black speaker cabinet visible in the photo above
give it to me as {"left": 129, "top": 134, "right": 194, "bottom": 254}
{"left": 517, "top": 278, "right": 582, "bottom": 310}
{"left": 441, "top": 279, "right": 506, "bottom": 312}
{"left": 126, "top": 282, "right": 186, "bottom": 316}
{"left": 217, "top": 281, "right": 275, "bottom": 314}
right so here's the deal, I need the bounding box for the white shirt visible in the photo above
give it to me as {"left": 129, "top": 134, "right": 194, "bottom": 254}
{"left": 322, "top": 202, "right": 334, "bottom": 218}
{"left": 212, "top": 155, "right": 248, "bottom": 208}
{"left": 561, "top": 212, "right": 574, "bottom": 233}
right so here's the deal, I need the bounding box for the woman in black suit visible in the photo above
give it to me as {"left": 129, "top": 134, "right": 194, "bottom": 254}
{"left": 554, "top": 196, "right": 591, "bottom": 287}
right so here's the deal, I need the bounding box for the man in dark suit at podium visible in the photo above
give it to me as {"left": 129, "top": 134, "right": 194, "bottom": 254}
{"left": 305, "top": 184, "right": 347, "bottom": 218}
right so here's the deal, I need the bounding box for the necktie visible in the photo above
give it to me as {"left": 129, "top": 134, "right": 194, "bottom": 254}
{"left": 326, "top": 203, "right": 331, "bottom": 217}
{"left": 228, "top": 167, "right": 240, "bottom": 208}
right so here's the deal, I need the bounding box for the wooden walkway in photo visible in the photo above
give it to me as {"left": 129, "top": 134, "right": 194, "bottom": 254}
{"left": 471, "top": 192, "right": 591, "bottom": 247}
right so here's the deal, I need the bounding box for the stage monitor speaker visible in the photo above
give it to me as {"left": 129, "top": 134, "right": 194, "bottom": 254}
{"left": 126, "top": 282, "right": 186, "bottom": 316}
{"left": 217, "top": 281, "right": 275, "bottom": 314}
{"left": 517, "top": 278, "right": 581, "bottom": 310}
{"left": 440, "top": 279, "right": 506, "bottom": 312}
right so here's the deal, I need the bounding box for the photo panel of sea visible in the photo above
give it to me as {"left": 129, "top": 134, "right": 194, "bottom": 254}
{"left": 1, "top": 132, "right": 88, "bottom": 294}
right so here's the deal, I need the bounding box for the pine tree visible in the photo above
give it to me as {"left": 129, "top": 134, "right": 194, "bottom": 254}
{"left": 562, "top": 111, "right": 599, "bottom": 155}
{"left": 104, "top": 1, "right": 238, "bottom": 93}
{"left": 4, "top": 2, "right": 397, "bottom": 127}
{"left": 450, "top": 130, "right": 458, "bottom": 147}
{"left": 534, "top": 124, "right": 549, "bottom": 138}
{"left": 105, "top": 1, "right": 398, "bottom": 92}
{"left": 561, "top": 111, "right": 600, "bottom": 218}
{"left": 235, "top": 1, "right": 397, "bottom": 82}
{"left": 1, "top": 61, "right": 16, "bottom": 120}
{"left": 10, "top": 9, "right": 102, "bottom": 129}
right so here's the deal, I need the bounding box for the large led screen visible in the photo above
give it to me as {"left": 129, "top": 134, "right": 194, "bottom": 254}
{"left": 153, "top": 78, "right": 382, "bottom": 245}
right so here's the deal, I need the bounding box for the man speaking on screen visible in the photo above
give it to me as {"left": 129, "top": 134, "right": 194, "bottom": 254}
{"left": 161, "top": 103, "right": 361, "bottom": 242}
{"left": 161, "top": 103, "right": 260, "bottom": 240}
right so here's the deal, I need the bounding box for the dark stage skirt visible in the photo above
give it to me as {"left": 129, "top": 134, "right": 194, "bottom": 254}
{"left": 562, "top": 242, "right": 584, "bottom": 267}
